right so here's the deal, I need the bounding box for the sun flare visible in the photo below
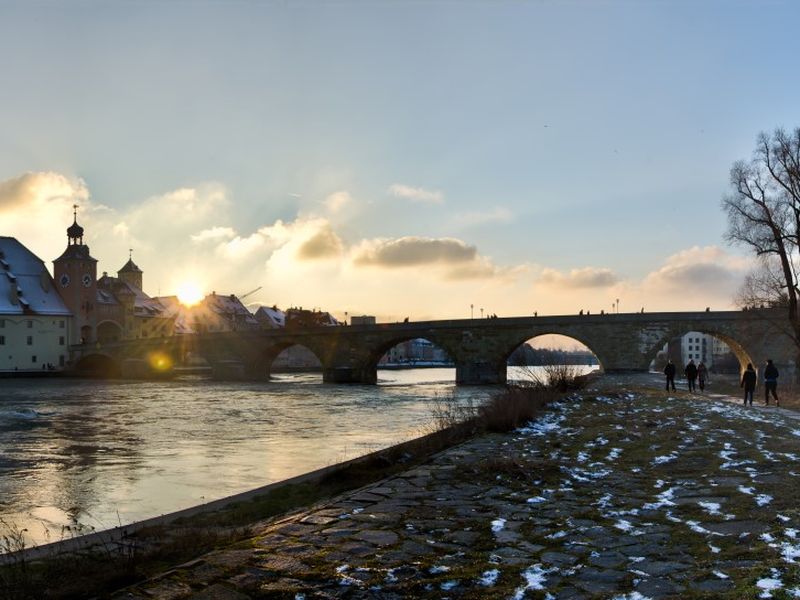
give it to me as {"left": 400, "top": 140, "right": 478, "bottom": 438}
{"left": 176, "top": 282, "right": 204, "bottom": 307}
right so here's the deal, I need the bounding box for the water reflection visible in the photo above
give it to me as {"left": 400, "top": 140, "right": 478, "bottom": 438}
{"left": 0, "top": 366, "right": 597, "bottom": 548}
{"left": 0, "top": 369, "right": 487, "bottom": 547}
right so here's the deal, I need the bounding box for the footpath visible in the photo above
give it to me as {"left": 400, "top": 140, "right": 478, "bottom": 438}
{"left": 114, "top": 380, "right": 800, "bottom": 599}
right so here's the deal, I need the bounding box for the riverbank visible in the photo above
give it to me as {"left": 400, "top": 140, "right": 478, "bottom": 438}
{"left": 0, "top": 384, "right": 554, "bottom": 598}
{"left": 110, "top": 376, "right": 800, "bottom": 599}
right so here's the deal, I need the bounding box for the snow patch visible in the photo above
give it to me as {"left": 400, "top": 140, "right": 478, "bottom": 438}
{"left": 491, "top": 518, "right": 506, "bottom": 533}
{"left": 512, "top": 563, "right": 557, "bottom": 599}
{"left": 478, "top": 568, "right": 500, "bottom": 586}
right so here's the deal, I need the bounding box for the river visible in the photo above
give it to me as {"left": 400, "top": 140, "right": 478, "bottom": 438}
{"left": 0, "top": 366, "right": 595, "bottom": 548}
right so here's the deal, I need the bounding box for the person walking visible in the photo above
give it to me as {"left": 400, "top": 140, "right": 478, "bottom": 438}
{"left": 685, "top": 359, "right": 698, "bottom": 392}
{"left": 764, "top": 359, "right": 780, "bottom": 407}
{"left": 741, "top": 363, "right": 757, "bottom": 406}
{"left": 697, "top": 361, "right": 708, "bottom": 391}
{"left": 664, "top": 360, "right": 676, "bottom": 391}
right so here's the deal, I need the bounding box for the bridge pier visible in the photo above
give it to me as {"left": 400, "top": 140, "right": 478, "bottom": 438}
{"left": 456, "top": 361, "right": 506, "bottom": 385}
{"left": 322, "top": 366, "right": 377, "bottom": 384}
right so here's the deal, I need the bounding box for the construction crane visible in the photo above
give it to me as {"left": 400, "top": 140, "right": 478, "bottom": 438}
{"left": 238, "top": 286, "right": 262, "bottom": 300}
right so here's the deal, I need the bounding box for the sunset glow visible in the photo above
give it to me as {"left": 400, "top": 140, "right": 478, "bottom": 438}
{"left": 176, "top": 282, "right": 204, "bottom": 306}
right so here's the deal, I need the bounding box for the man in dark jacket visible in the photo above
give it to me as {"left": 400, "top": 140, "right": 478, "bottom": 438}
{"left": 741, "top": 363, "right": 757, "bottom": 406}
{"left": 664, "top": 360, "right": 676, "bottom": 391}
{"left": 685, "top": 359, "right": 698, "bottom": 392}
{"left": 764, "top": 359, "right": 779, "bottom": 406}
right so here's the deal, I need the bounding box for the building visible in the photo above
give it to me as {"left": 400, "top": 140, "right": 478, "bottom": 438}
{"left": 285, "top": 308, "right": 339, "bottom": 328}
{"left": 96, "top": 264, "right": 175, "bottom": 342}
{"left": 154, "top": 292, "right": 260, "bottom": 334}
{"left": 0, "top": 237, "right": 72, "bottom": 372}
{"left": 53, "top": 211, "right": 174, "bottom": 344}
{"left": 254, "top": 305, "right": 286, "bottom": 329}
{"left": 350, "top": 315, "right": 376, "bottom": 326}
{"left": 52, "top": 211, "right": 98, "bottom": 344}
{"left": 380, "top": 338, "right": 451, "bottom": 365}
{"left": 654, "top": 331, "right": 735, "bottom": 372}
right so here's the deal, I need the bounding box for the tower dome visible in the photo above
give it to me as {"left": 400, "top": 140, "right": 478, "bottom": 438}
{"left": 67, "top": 205, "right": 84, "bottom": 245}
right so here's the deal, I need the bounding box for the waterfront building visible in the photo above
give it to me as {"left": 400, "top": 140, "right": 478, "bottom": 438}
{"left": 285, "top": 307, "right": 339, "bottom": 328}
{"left": 379, "top": 338, "right": 451, "bottom": 365}
{"left": 52, "top": 210, "right": 99, "bottom": 344}
{"left": 96, "top": 264, "right": 175, "bottom": 342}
{"left": 254, "top": 305, "right": 286, "bottom": 328}
{"left": 53, "top": 211, "right": 174, "bottom": 344}
{"left": 0, "top": 236, "right": 72, "bottom": 372}
{"left": 154, "top": 292, "right": 259, "bottom": 333}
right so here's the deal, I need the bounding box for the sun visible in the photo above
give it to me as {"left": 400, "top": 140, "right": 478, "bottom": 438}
{"left": 176, "top": 281, "right": 204, "bottom": 307}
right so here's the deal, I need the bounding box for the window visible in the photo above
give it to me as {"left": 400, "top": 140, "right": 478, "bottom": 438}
{"left": 59, "top": 336, "right": 65, "bottom": 346}
{"left": 59, "top": 355, "right": 64, "bottom": 367}
{"left": 0, "top": 335, "right": 4, "bottom": 345}
{"left": 31, "top": 355, "right": 37, "bottom": 363}
{"left": 27, "top": 320, "right": 32, "bottom": 328}
{"left": 0, "top": 319, "right": 4, "bottom": 328}
{"left": 26, "top": 336, "right": 32, "bottom": 345}
{"left": 59, "top": 320, "right": 65, "bottom": 329}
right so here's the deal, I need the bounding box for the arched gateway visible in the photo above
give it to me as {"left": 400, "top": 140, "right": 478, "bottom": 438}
{"left": 68, "top": 310, "right": 796, "bottom": 384}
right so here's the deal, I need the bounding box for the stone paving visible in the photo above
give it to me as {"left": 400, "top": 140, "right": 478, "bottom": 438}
{"left": 115, "top": 382, "right": 800, "bottom": 599}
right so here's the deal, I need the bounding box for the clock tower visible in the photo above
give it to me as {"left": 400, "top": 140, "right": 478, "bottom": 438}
{"left": 53, "top": 206, "right": 98, "bottom": 344}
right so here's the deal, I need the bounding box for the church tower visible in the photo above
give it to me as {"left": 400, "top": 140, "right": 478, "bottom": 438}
{"left": 118, "top": 250, "right": 143, "bottom": 290}
{"left": 53, "top": 206, "right": 98, "bottom": 344}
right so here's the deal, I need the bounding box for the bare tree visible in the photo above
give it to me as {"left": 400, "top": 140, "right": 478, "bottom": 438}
{"left": 723, "top": 127, "right": 800, "bottom": 351}
{"left": 735, "top": 256, "right": 790, "bottom": 310}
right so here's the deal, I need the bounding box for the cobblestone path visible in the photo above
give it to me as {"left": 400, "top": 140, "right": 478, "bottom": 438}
{"left": 116, "top": 385, "right": 800, "bottom": 599}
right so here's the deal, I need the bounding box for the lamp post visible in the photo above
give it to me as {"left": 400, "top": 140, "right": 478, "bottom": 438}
{"left": 480, "top": 307, "right": 484, "bottom": 319}
{"left": 470, "top": 304, "right": 474, "bottom": 319}
{"left": 616, "top": 298, "right": 620, "bottom": 314}
{"left": 345, "top": 311, "right": 348, "bottom": 325}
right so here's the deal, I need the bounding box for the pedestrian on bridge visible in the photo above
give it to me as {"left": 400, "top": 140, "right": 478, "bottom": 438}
{"left": 741, "top": 363, "right": 757, "bottom": 406}
{"left": 764, "top": 359, "right": 780, "bottom": 407}
{"left": 685, "top": 359, "right": 698, "bottom": 392}
{"left": 664, "top": 360, "right": 676, "bottom": 391}
{"left": 697, "top": 361, "right": 708, "bottom": 391}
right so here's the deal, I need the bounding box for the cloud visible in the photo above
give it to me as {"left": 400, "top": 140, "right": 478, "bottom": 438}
{"left": 387, "top": 183, "right": 444, "bottom": 204}
{"left": 453, "top": 207, "right": 513, "bottom": 227}
{"left": 324, "top": 191, "right": 353, "bottom": 214}
{"left": 0, "top": 171, "right": 89, "bottom": 213}
{"left": 0, "top": 172, "right": 93, "bottom": 267}
{"left": 353, "top": 236, "right": 476, "bottom": 267}
{"left": 191, "top": 227, "right": 236, "bottom": 243}
{"left": 643, "top": 246, "right": 750, "bottom": 290}
{"left": 296, "top": 223, "right": 343, "bottom": 260}
{"left": 538, "top": 266, "right": 620, "bottom": 288}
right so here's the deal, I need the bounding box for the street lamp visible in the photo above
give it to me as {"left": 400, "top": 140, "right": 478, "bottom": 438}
{"left": 470, "top": 303, "right": 474, "bottom": 319}
{"left": 345, "top": 311, "right": 348, "bottom": 325}
{"left": 616, "top": 298, "right": 620, "bottom": 314}
{"left": 480, "top": 307, "right": 484, "bottom": 319}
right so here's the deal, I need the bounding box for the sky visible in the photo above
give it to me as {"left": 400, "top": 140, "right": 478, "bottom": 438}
{"left": 1, "top": 0, "right": 798, "bottom": 323}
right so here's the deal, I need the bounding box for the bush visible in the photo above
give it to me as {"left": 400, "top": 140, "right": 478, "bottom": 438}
{"left": 513, "top": 364, "right": 588, "bottom": 392}
{"left": 478, "top": 386, "right": 556, "bottom": 432}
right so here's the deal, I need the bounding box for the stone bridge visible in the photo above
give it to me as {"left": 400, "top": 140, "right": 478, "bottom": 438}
{"left": 68, "top": 309, "right": 797, "bottom": 385}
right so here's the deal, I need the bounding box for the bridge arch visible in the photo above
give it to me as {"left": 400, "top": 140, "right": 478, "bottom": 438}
{"left": 251, "top": 340, "right": 327, "bottom": 380}
{"left": 74, "top": 353, "right": 121, "bottom": 378}
{"left": 500, "top": 330, "right": 608, "bottom": 375}
{"left": 364, "top": 335, "right": 457, "bottom": 373}
{"left": 644, "top": 326, "right": 754, "bottom": 374}
{"left": 96, "top": 320, "right": 123, "bottom": 344}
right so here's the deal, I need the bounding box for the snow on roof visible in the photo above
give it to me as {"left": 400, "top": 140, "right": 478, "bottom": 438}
{"left": 255, "top": 305, "right": 286, "bottom": 327}
{"left": 204, "top": 292, "right": 258, "bottom": 323}
{"left": 97, "top": 275, "right": 168, "bottom": 317}
{"left": 0, "top": 237, "right": 71, "bottom": 316}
